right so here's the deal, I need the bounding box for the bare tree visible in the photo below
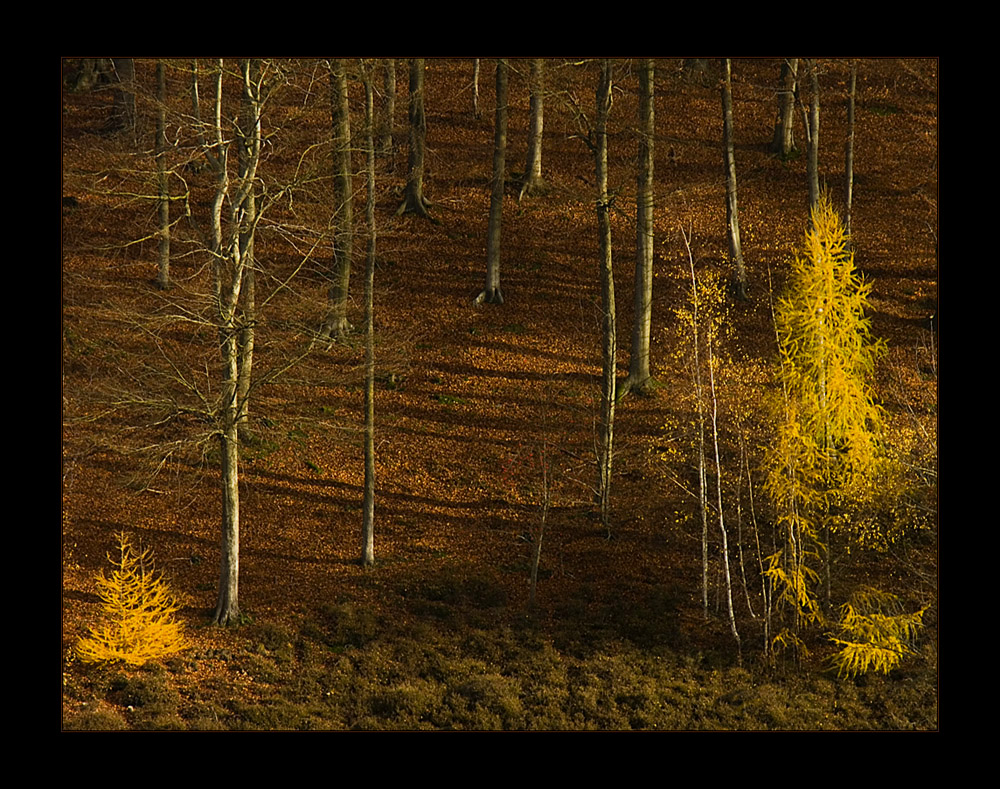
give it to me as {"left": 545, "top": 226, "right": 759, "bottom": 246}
{"left": 519, "top": 58, "right": 547, "bottom": 201}
{"left": 154, "top": 60, "right": 171, "bottom": 290}
{"left": 472, "top": 58, "right": 482, "bottom": 120}
{"left": 322, "top": 59, "right": 354, "bottom": 341}
{"left": 397, "top": 58, "right": 434, "bottom": 220}
{"left": 109, "top": 57, "right": 136, "bottom": 139}
{"left": 361, "top": 62, "right": 378, "bottom": 567}
{"left": 378, "top": 58, "right": 396, "bottom": 168}
{"left": 770, "top": 58, "right": 799, "bottom": 159}
{"left": 595, "top": 59, "right": 616, "bottom": 533}
{"left": 721, "top": 58, "right": 749, "bottom": 300}
{"left": 621, "top": 58, "right": 655, "bottom": 398}
{"left": 477, "top": 59, "right": 508, "bottom": 306}
{"left": 805, "top": 59, "right": 821, "bottom": 211}
{"left": 845, "top": 60, "right": 857, "bottom": 237}
{"left": 209, "top": 59, "right": 263, "bottom": 626}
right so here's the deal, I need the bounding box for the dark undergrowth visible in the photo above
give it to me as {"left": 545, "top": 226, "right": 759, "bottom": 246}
{"left": 63, "top": 567, "right": 938, "bottom": 731}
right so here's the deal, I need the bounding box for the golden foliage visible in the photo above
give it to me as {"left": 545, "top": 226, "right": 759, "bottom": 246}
{"left": 75, "top": 532, "right": 189, "bottom": 666}
{"left": 829, "top": 587, "right": 927, "bottom": 678}
{"left": 763, "top": 548, "right": 823, "bottom": 626}
{"left": 764, "top": 194, "right": 887, "bottom": 638}
{"left": 770, "top": 192, "right": 885, "bottom": 513}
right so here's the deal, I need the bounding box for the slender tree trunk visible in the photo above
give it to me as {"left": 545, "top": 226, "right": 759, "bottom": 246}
{"left": 528, "top": 439, "right": 549, "bottom": 610}
{"left": 681, "top": 227, "right": 711, "bottom": 619}
{"left": 479, "top": 59, "right": 508, "bottom": 306}
{"left": 211, "top": 58, "right": 262, "bottom": 627}
{"left": 205, "top": 60, "right": 226, "bottom": 259}
{"left": 845, "top": 61, "right": 856, "bottom": 237}
{"left": 519, "top": 58, "right": 546, "bottom": 201}
{"left": 472, "top": 58, "right": 481, "bottom": 119}
{"left": 155, "top": 60, "right": 172, "bottom": 290}
{"left": 807, "top": 59, "right": 821, "bottom": 211}
{"left": 622, "top": 58, "right": 655, "bottom": 397}
{"left": 721, "top": 59, "right": 749, "bottom": 301}
{"left": 235, "top": 59, "right": 260, "bottom": 430}
{"left": 707, "top": 319, "right": 741, "bottom": 658}
{"left": 324, "top": 59, "right": 354, "bottom": 340}
{"left": 397, "top": 59, "right": 434, "bottom": 219}
{"left": 109, "top": 57, "right": 136, "bottom": 140}
{"left": 595, "top": 59, "right": 616, "bottom": 534}
{"left": 378, "top": 58, "right": 396, "bottom": 168}
{"left": 362, "top": 64, "right": 377, "bottom": 568}
{"left": 770, "top": 58, "right": 798, "bottom": 158}
{"left": 215, "top": 408, "right": 240, "bottom": 625}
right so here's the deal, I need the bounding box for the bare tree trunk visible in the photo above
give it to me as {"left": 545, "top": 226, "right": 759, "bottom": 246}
{"left": 202, "top": 59, "right": 227, "bottom": 259}
{"left": 528, "top": 438, "right": 550, "bottom": 610}
{"left": 235, "top": 59, "right": 260, "bottom": 430}
{"left": 378, "top": 58, "right": 396, "bottom": 168}
{"left": 323, "top": 59, "right": 354, "bottom": 341}
{"left": 622, "top": 58, "right": 655, "bottom": 398}
{"left": 397, "top": 59, "right": 434, "bottom": 219}
{"left": 721, "top": 59, "right": 749, "bottom": 301}
{"left": 211, "top": 59, "right": 262, "bottom": 627}
{"left": 806, "top": 59, "right": 821, "bottom": 211}
{"left": 472, "top": 58, "right": 481, "bottom": 119}
{"left": 361, "top": 64, "right": 377, "bottom": 568}
{"left": 845, "top": 61, "right": 856, "bottom": 237}
{"left": 770, "top": 58, "right": 798, "bottom": 158}
{"left": 519, "top": 58, "right": 546, "bottom": 201}
{"left": 681, "top": 227, "right": 710, "bottom": 619}
{"left": 215, "top": 411, "right": 240, "bottom": 625}
{"left": 707, "top": 316, "right": 742, "bottom": 659}
{"left": 109, "top": 57, "right": 136, "bottom": 140}
{"left": 155, "top": 60, "right": 172, "bottom": 290}
{"left": 478, "top": 59, "right": 507, "bottom": 306}
{"left": 595, "top": 59, "right": 616, "bottom": 535}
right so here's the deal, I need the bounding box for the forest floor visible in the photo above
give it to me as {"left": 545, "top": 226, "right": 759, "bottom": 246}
{"left": 61, "top": 58, "right": 938, "bottom": 730}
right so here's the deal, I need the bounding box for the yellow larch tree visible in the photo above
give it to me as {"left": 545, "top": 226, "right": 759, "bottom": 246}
{"left": 765, "top": 192, "right": 885, "bottom": 654}
{"left": 76, "top": 532, "right": 189, "bottom": 666}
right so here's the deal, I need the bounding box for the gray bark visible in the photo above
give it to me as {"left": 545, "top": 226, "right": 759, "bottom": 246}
{"left": 211, "top": 59, "right": 262, "bottom": 627}
{"left": 845, "top": 61, "right": 856, "bottom": 237}
{"left": 155, "top": 60, "right": 171, "bottom": 290}
{"left": 378, "top": 59, "right": 396, "bottom": 168}
{"left": 622, "top": 59, "right": 655, "bottom": 396}
{"left": 362, "top": 64, "right": 377, "bottom": 568}
{"left": 807, "top": 59, "right": 821, "bottom": 211}
{"left": 324, "top": 59, "right": 354, "bottom": 340}
{"left": 235, "top": 59, "right": 259, "bottom": 430}
{"left": 770, "top": 58, "right": 798, "bottom": 158}
{"left": 472, "top": 58, "right": 481, "bottom": 119}
{"left": 721, "top": 58, "right": 749, "bottom": 301}
{"left": 595, "top": 59, "right": 616, "bottom": 534}
{"left": 109, "top": 57, "right": 136, "bottom": 139}
{"left": 519, "top": 58, "right": 546, "bottom": 201}
{"left": 479, "top": 59, "right": 508, "bottom": 305}
{"left": 397, "top": 59, "right": 433, "bottom": 219}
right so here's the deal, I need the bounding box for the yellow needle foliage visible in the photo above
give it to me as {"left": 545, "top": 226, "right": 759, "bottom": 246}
{"left": 771, "top": 192, "right": 885, "bottom": 508}
{"left": 829, "top": 587, "right": 927, "bottom": 678}
{"left": 75, "top": 532, "right": 189, "bottom": 666}
{"left": 765, "top": 193, "right": 886, "bottom": 652}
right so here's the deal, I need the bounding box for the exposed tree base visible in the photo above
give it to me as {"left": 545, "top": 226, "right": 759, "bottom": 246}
{"left": 617, "top": 374, "right": 658, "bottom": 402}
{"left": 731, "top": 277, "right": 750, "bottom": 302}
{"left": 152, "top": 277, "right": 174, "bottom": 291}
{"left": 320, "top": 315, "right": 354, "bottom": 346}
{"left": 396, "top": 193, "right": 438, "bottom": 224}
{"left": 518, "top": 176, "right": 550, "bottom": 203}
{"left": 473, "top": 288, "right": 504, "bottom": 306}
{"left": 212, "top": 599, "right": 241, "bottom": 627}
{"left": 770, "top": 145, "right": 801, "bottom": 162}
